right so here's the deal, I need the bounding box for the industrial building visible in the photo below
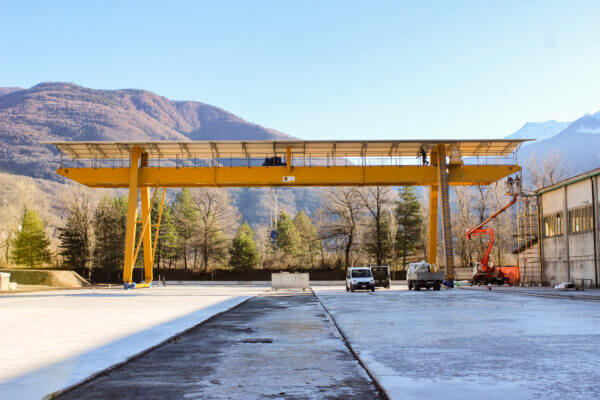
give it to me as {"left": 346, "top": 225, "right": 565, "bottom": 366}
{"left": 536, "top": 167, "right": 600, "bottom": 287}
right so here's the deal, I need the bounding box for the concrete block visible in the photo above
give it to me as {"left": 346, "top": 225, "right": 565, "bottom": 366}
{"left": 0, "top": 272, "right": 10, "bottom": 291}
{"left": 272, "top": 272, "right": 310, "bottom": 289}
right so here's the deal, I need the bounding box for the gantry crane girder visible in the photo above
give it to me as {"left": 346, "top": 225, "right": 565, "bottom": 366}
{"left": 56, "top": 164, "right": 518, "bottom": 188}
{"left": 48, "top": 139, "right": 526, "bottom": 288}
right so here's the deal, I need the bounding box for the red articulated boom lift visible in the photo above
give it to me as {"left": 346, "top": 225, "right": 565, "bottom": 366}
{"left": 466, "top": 177, "right": 521, "bottom": 286}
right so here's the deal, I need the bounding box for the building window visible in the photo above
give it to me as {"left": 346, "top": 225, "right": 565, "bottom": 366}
{"left": 569, "top": 205, "right": 593, "bottom": 234}
{"left": 543, "top": 212, "right": 563, "bottom": 237}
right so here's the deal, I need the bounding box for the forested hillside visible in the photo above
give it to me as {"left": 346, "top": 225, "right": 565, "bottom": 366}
{"left": 0, "top": 82, "right": 291, "bottom": 178}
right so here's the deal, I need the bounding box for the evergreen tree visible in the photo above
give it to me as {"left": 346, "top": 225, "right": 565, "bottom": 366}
{"left": 275, "top": 211, "right": 300, "bottom": 266}
{"left": 229, "top": 222, "right": 259, "bottom": 271}
{"left": 93, "top": 195, "right": 128, "bottom": 277}
{"left": 358, "top": 186, "right": 394, "bottom": 266}
{"left": 58, "top": 191, "right": 96, "bottom": 278}
{"left": 293, "top": 211, "right": 320, "bottom": 269}
{"left": 395, "top": 187, "right": 424, "bottom": 268}
{"left": 172, "top": 189, "right": 199, "bottom": 269}
{"left": 151, "top": 191, "right": 178, "bottom": 271}
{"left": 363, "top": 210, "right": 394, "bottom": 266}
{"left": 12, "top": 209, "right": 51, "bottom": 267}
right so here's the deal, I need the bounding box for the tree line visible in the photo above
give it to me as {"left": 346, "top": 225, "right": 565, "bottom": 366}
{"left": 3, "top": 186, "right": 426, "bottom": 280}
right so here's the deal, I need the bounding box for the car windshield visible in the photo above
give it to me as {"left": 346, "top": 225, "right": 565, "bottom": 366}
{"left": 352, "top": 269, "right": 372, "bottom": 278}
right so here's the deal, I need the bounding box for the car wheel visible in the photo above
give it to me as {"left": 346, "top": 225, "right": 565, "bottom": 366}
{"left": 407, "top": 281, "right": 412, "bottom": 290}
{"left": 346, "top": 284, "right": 349, "bottom": 292}
{"left": 371, "top": 287, "right": 375, "bottom": 292}
{"left": 414, "top": 285, "right": 421, "bottom": 291}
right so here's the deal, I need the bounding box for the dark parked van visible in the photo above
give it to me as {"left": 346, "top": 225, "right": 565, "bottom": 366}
{"left": 370, "top": 266, "right": 391, "bottom": 289}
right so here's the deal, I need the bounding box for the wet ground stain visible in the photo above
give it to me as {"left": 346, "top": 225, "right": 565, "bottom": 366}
{"left": 58, "top": 291, "right": 384, "bottom": 399}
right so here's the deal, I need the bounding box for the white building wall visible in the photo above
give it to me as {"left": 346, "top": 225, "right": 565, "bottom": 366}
{"left": 540, "top": 175, "right": 599, "bottom": 287}
{"left": 566, "top": 179, "right": 592, "bottom": 207}
{"left": 541, "top": 188, "right": 564, "bottom": 214}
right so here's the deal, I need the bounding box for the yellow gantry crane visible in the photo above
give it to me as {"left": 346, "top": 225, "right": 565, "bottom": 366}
{"left": 48, "top": 139, "right": 525, "bottom": 288}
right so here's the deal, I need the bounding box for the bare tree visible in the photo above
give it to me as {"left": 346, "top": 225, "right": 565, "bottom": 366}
{"left": 358, "top": 186, "right": 394, "bottom": 266}
{"left": 0, "top": 200, "right": 20, "bottom": 264}
{"left": 191, "top": 189, "right": 240, "bottom": 272}
{"left": 312, "top": 207, "right": 330, "bottom": 268}
{"left": 524, "top": 151, "right": 571, "bottom": 190}
{"left": 321, "top": 188, "right": 364, "bottom": 269}
{"left": 417, "top": 190, "right": 430, "bottom": 262}
{"left": 451, "top": 186, "right": 476, "bottom": 267}
{"left": 469, "top": 185, "right": 490, "bottom": 262}
{"left": 486, "top": 181, "right": 516, "bottom": 267}
{"left": 254, "top": 224, "right": 274, "bottom": 269}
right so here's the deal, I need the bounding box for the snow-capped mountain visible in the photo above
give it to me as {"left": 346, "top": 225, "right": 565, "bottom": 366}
{"left": 513, "top": 111, "right": 600, "bottom": 173}
{"left": 506, "top": 120, "right": 570, "bottom": 144}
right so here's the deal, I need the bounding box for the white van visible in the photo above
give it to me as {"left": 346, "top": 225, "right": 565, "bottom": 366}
{"left": 346, "top": 267, "right": 375, "bottom": 292}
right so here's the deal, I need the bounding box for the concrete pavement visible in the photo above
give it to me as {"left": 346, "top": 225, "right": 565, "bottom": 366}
{"left": 313, "top": 285, "right": 600, "bottom": 400}
{"left": 0, "top": 284, "right": 266, "bottom": 399}
{"left": 58, "top": 291, "right": 384, "bottom": 400}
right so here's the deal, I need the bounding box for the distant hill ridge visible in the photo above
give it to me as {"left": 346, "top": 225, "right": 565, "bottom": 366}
{"left": 0, "top": 82, "right": 292, "bottom": 178}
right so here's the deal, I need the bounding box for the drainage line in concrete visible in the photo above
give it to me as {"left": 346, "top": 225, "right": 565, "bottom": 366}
{"left": 312, "top": 288, "right": 390, "bottom": 400}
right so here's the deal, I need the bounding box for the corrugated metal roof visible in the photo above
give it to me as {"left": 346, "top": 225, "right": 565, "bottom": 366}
{"left": 46, "top": 139, "right": 528, "bottom": 159}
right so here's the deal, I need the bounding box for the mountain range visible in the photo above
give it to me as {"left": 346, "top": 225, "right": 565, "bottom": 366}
{"left": 0, "top": 82, "right": 302, "bottom": 224}
{"left": 0, "top": 82, "right": 290, "bottom": 178}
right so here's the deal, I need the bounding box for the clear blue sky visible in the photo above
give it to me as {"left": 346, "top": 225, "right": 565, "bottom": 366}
{"left": 2, "top": 1, "right": 600, "bottom": 140}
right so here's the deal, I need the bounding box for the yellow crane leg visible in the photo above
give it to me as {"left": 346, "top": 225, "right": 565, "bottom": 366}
{"left": 123, "top": 146, "right": 141, "bottom": 287}
{"left": 152, "top": 188, "right": 167, "bottom": 261}
{"left": 140, "top": 186, "right": 153, "bottom": 286}
{"left": 428, "top": 185, "right": 439, "bottom": 270}
{"left": 436, "top": 145, "right": 455, "bottom": 283}
{"left": 139, "top": 153, "right": 154, "bottom": 286}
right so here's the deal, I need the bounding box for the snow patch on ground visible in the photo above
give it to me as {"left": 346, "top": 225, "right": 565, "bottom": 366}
{"left": 0, "top": 285, "right": 265, "bottom": 399}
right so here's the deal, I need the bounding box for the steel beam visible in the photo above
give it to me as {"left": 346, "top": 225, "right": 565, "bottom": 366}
{"left": 57, "top": 164, "right": 520, "bottom": 188}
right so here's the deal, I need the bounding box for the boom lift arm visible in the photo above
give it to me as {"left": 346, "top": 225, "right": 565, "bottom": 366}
{"left": 466, "top": 195, "right": 517, "bottom": 272}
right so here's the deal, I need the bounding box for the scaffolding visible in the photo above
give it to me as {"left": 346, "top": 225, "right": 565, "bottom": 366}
{"left": 515, "top": 196, "right": 542, "bottom": 286}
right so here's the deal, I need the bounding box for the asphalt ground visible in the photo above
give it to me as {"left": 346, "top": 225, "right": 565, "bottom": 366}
{"left": 58, "top": 290, "right": 384, "bottom": 400}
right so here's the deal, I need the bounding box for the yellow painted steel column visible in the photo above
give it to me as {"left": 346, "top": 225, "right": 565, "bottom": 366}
{"left": 436, "top": 145, "right": 455, "bottom": 281}
{"left": 140, "top": 153, "right": 153, "bottom": 285}
{"left": 428, "top": 185, "right": 439, "bottom": 268}
{"left": 123, "top": 146, "right": 140, "bottom": 285}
